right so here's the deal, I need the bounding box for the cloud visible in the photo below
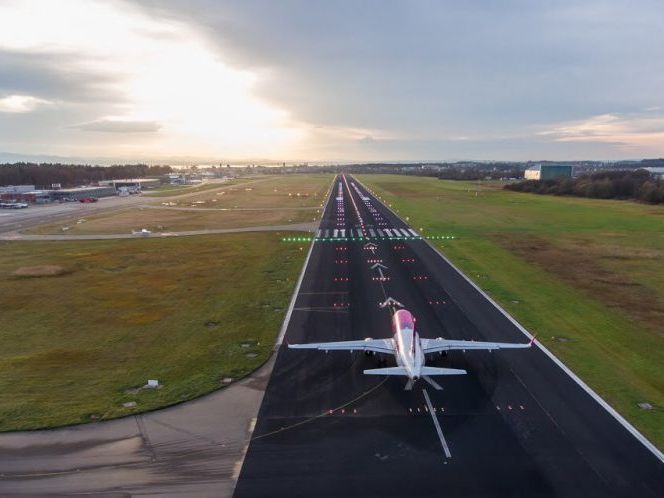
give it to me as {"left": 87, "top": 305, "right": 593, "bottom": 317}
{"left": 73, "top": 118, "right": 162, "bottom": 133}
{"left": 539, "top": 112, "right": 664, "bottom": 148}
{"left": 0, "top": 94, "right": 52, "bottom": 113}
{"left": 126, "top": 0, "right": 664, "bottom": 160}
{"left": 2, "top": 0, "right": 664, "bottom": 161}
{"left": 534, "top": 110, "right": 664, "bottom": 158}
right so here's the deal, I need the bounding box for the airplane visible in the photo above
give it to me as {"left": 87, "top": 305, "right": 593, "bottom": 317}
{"left": 131, "top": 228, "right": 152, "bottom": 236}
{"left": 289, "top": 308, "right": 534, "bottom": 390}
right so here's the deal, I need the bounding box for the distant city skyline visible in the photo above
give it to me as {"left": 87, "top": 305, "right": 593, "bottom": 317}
{"left": 1, "top": 0, "right": 663, "bottom": 163}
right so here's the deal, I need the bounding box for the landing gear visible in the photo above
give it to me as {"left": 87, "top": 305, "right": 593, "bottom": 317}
{"left": 364, "top": 351, "right": 387, "bottom": 366}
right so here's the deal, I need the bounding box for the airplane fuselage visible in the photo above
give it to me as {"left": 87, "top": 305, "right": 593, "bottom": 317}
{"left": 392, "top": 309, "right": 425, "bottom": 380}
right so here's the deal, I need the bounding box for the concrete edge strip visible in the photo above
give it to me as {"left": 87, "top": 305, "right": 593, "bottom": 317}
{"left": 276, "top": 177, "right": 336, "bottom": 347}
{"left": 353, "top": 175, "right": 664, "bottom": 464}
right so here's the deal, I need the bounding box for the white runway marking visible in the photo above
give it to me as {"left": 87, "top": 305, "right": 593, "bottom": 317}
{"left": 423, "top": 388, "right": 452, "bottom": 459}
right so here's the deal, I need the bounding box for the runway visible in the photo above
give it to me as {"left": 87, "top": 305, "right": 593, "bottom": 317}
{"left": 233, "top": 174, "right": 664, "bottom": 497}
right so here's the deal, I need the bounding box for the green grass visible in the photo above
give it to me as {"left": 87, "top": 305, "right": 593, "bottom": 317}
{"left": 0, "top": 233, "right": 307, "bottom": 430}
{"left": 358, "top": 174, "right": 664, "bottom": 449}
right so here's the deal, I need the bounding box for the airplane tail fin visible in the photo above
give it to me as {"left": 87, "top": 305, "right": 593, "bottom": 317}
{"left": 420, "top": 367, "right": 467, "bottom": 376}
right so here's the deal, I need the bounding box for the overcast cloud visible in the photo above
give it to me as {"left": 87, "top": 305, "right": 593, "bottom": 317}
{"left": 1, "top": 0, "right": 664, "bottom": 162}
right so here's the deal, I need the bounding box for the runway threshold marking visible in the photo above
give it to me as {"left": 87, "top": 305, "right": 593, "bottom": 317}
{"left": 422, "top": 388, "right": 452, "bottom": 459}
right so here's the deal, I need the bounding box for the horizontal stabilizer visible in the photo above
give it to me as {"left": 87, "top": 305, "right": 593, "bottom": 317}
{"left": 363, "top": 367, "right": 409, "bottom": 376}
{"left": 420, "top": 366, "right": 467, "bottom": 376}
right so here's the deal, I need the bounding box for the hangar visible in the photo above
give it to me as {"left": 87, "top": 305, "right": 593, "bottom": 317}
{"left": 524, "top": 164, "right": 573, "bottom": 180}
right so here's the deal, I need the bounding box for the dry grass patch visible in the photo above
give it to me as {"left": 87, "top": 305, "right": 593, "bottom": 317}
{"left": 12, "top": 265, "right": 71, "bottom": 278}
{"left": 498, "top": 234, "right": 664, "bottom": 337}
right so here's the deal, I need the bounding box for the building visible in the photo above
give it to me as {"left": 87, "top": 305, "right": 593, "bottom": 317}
{"left": 0, "top": 190, "right": 51, "bottom": 204}
{"left": 641, "top": 167, "right": 664, "bottom": 180}
{"left": 524, "top": 164, "right": 573, "bottom": 180}
{"left": 165, "top": 173, "right": 191, "bottom": 185}
{"left": 0, "top": 185, "right": 36, "bottom": 194}
{"left": 49, "top": 186, "right": 117, "bottom": 201}
{"left": 98, "top": 178, "right": 162, "bottom": 190}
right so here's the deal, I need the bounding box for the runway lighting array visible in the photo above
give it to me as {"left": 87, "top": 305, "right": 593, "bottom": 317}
{"left": 281, "top": 237, "right": 313, "bottom": 242}
{"left": 425, "top": 235, "right": 457, "bottom": 240}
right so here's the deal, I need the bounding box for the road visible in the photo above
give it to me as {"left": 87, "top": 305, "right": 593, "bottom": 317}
{"left": 233, "top": 174, "right": 664, "bottom": 498}
{"left": 0, "top": 195, "right": 146, "bottom": 233}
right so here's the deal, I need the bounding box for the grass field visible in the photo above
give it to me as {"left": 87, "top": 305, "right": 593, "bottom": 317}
{"left": 26, "top": 205, "right": 317, "bottom": 235}
{"left": 25, "top": 174, "right": 332, "bottom": 235}
{"left": 358, "top": 174, "right": 664, "bottom": 449}
{"left": 0, "top": 233, "right": 307, "bottom": 430}
{"left": 165, "top": 173, "right": 332, "bottom": 209}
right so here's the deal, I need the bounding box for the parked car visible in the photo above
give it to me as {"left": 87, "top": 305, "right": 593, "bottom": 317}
{"left": 79, "top": 197, "right": 98, "bottom": 203}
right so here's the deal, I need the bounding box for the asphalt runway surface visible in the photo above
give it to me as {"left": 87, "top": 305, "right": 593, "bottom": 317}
{"left": 234, "top": 174, "right": 664, "bottom": 498}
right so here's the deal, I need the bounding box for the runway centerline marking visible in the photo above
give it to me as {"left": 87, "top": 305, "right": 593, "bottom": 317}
{"left": 423, "top": 388, "right": 452, "bottom": 459}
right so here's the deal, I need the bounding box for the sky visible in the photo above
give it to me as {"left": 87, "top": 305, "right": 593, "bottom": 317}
{"left": 1, "top": 0, "right": 663, "bottom": 164}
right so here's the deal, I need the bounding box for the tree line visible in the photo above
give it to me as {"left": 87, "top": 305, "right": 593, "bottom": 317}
{"left": 0, "top": 163, "right": 173, "bottom": 189}
{"left": 504, "top": 169, "right": 664, "bottom": 204}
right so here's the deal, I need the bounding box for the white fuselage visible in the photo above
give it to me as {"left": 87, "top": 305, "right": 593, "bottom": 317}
{"left": 392, "top": 309, "right": 425, "bottom": 379}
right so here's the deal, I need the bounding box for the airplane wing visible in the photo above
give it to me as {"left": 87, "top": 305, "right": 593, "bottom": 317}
{"left": 288, "top": 338, "right": 394, "bottom": 354}
{"left": 421, "top": 336, "right": 534, "bottom": 354}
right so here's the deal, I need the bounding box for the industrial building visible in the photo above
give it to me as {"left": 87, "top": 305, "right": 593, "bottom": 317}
{"left": 49, "top": 186, "right": 117, "bottom": 201}
{"left": 0, "top": 178, "right": 163, "bottom": 204}
{"left": 0, "top": 185, "right": 36, "bottom": 194}
{"left": 524, "top": 164, "right": 573, "bottom": 180}
{"left": 98, "top": 178, "right": 161, "bottom": 190}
